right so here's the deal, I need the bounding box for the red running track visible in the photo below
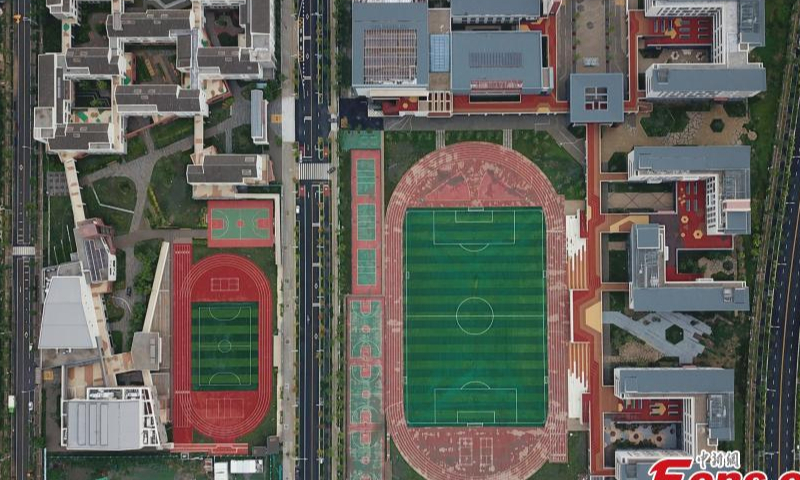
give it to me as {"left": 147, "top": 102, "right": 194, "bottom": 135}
{"left": 172, "top": 244, "right": 273, "bottom": 446}
{"left": 383, "top": 143, "right": 569, "bottom": 480}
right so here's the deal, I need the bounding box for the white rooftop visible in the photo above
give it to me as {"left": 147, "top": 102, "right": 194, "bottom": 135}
{"left": 39, "top": 276, "right": 99, "bottom": 349}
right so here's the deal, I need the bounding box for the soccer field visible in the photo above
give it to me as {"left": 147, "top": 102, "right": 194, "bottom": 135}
{"left": 403, "top": 207, "right": 548, "bottom": 426}
{"left": 192, "top": 302, "right": 259, "bottom": 391}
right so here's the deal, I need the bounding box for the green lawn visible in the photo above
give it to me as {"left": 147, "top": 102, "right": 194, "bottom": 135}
{"left": 151, "top": 118, "right": 194, "bottom": 149}
{"left": 77, "top": 135, "right": 148, "bottom": 175}
{"left": 607, "top": 152, "right": 628, "bottom": 173}
{"left": 204, "top": 133, "right": 227, "bottom": 154}
{"left": 607, "top": 250, "right": 630, "bottom": 283}
{"left": 512, "top": 130, "right": 585, "bottom": 200}
{"left": 47, "top": 454, "right": 206, "bottom": 480}
{"left": 46, "top": 196, "right": 76, "bottom": 266}
{"left": 745, "top": 0, "right": 795, "bottom": 279}
{"left": 640, "top": 104, "right": 691, "bottom": 137}
{"left": 403, "top": 208, "right": 547, "bottom": 427}
{"left": 526, "top": 432, "right": 588, "bottom": 480}
{"left": 109, "top": 329, "right": 124, "bottom": 351}
{"left": 338, "top": 147, "right": 353, "bottom": 296}
{"left": 205, "top": 96, "right": 234, "bottom": 129}
{"left": 233, "top": 124, "right": 262, "bottom": 153}
{"left": 384, "top": 131, "right": 436, "bottom": 206}
{"left": 444, "top": 130, "right": 503, "bottom": 146}
{"left": 149, "top": 151, "right": 206, "bottom": 228}
{"left": 389, "top": 439, "right": 425, "bottom": 480}
{"left": 127, "top": 136, "right": 147, "bottom": 159}
{"left": 115, "top": 249, "right": 127, "bottom": 288}
{"left": 83, "top": 177, "right": 136, "bottom": 234}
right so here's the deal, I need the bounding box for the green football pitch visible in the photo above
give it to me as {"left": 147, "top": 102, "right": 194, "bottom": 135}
{"left": 192, "top": 302, "right": 259, "bottom": 391}
{"left": 403, "top": 207, "right": 548, "bottom": 427}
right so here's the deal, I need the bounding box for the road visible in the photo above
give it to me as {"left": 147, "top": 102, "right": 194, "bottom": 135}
{"left": 11, "top": 0, "right": 37, "bottom": 476}
{"left": 295, "top": 0, "right": 331, "bottom": 476}
{"left": 764, "top": 99, "right": 800, "bottom": 478}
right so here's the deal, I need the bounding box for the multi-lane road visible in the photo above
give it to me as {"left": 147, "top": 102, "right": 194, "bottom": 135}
{"left": 11, "top": 0, "right": 37, "bottom": 476}
{"left": 295, "top": 0, "right": 332, "bottom": 477}
{"left": 764, "top": 102, "right": 800, "bottom": 478}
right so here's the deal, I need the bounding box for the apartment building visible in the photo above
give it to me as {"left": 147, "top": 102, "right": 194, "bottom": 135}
{"left": 641, "top": 0, "right": 766, "bottom": 99}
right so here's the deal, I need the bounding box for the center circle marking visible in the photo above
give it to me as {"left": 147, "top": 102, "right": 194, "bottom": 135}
{"left": 218, "top": 339, "right": 233, "bottom": 353}
{"left": 456, "top": 297, "right": 495, "bottom": 335}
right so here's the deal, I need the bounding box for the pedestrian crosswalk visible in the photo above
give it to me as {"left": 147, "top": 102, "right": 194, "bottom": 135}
{"left": 299, "top": 162, "right": 331, "bottom": 181}
{"left": 12, "top": 246, "right": 35, "bottom": 257}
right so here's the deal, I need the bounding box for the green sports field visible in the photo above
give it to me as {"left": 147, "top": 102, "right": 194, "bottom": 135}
{"left": 210, "top": 207, "right": 270, "bottom": 241}
{"left": 192, "top": 302, "right": 259, "bottom": 391}
{"left": 403, "top": 207, "right": 548, "bottom": 427}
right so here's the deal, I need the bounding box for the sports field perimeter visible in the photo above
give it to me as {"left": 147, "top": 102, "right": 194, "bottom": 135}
{"left": 403, "top": 207, "right": 547, "bottom": 427}
{"left": 192, "top": 302, "right": 259, "bottom": 391}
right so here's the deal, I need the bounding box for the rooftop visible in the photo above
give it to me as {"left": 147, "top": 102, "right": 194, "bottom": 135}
{"left": 648, "top": 64, "right": 766, "bottom": 95}
{"left": 615, "top": 367, "right": 734, "bottom": 396}
{"left": 450, "top": 30, "right": 544, "bottom": 94}
{"left": 352, "top": 1, "right": 429, "bottom": 88}
{"left": 115, "top": 85, "right": 205, "bottom": 115}
{"left": 106, "top": 10, "right": 192, "bottom": 39}
{"left": 66, "top": 400, "right": 143, "bottom": 450}
{"left": 629, "top": 224, "right": 749, "bottom": 312}
{"left": 450, "top": 0, "right": 541, "bottom": 19}
{"left": 186, "top": 154, "right": 263, "bottom": 185}
{"left": 569, "top": 73, "right": 624, "bottom": 124}
{"left": 48, "top": 124, "right": 113, "bottom": 152}
{"left": 39, "top": 276, "right": 99, "bottom": 350}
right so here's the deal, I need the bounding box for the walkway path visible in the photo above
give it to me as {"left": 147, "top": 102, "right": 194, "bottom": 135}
{"left": 80, "top": 92, "right": 252, "bottom": 232}
{"left": 384, "top": 115, "right": 586, "bottom": 164}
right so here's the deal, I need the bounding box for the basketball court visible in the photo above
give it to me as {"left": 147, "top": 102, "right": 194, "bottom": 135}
{"left": 192, "top": 302, "right": 259, "bottom": 391}
{"left": 207, "top": 200, "right": 274, "bottom": 248}
{"left": 403, "top": 207, "right": 548, "bottom": 427}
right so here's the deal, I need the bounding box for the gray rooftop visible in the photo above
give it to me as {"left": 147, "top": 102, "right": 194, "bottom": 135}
{"left": 352, "top": 1, "right": 429, "bottom": 88}
{"left": 251, "top": 89, "right": 265, "bottom": 140}
{"left": 244, "top": 0, "right": 271, "bottom": 37}
{"left": 648, "top": 64, "right": 766, "bottom": 96}
{"left": 616, "top": 367, "right": 735, "bottom": 441}
{"left": 450, "top": 0, "right": 541, "bottom": 19}
{"left": 630, "top": 224, "right": 750, "bottom": 312}
{"left": 65, "top": 48, "right": 122, "bottom": 77}
{"left": 38, "top": 54, "right": 57, "bottom": 109}
{"left": 106, "top": 10, "right": 191, "bottom": 39}
{"left": 39, "top": 276, "right": 97, "bottom": 350}
{"left": 66, "top": 400, "right": 142, "bottom": 450}
{"left": 197, "top": 48, "right": 262, "bottom": 76}
{"left": 632, "top": 146, "right": 751, "bottom": 202}
{"left": 630, "top": 286, "right": 750, "bottom": 312}
{"left": 186, "top": 154, "right": 261, "bottom": 185}
{"left": 451, "top": 31, "right": 544, "bottom": 94}
{"left": 176, "top": 35, "right": 193, "bottom": 69}
{"left": 569, "top": 73, "right": 624, "bottom": 124}
{"left": 48, "top": 124, "right": 113, "bottom": 152}
{"left": 738, "top": 0, "right": 765, "bottom": 46}
{"left": 115, "top": 85, "right": 204, "bottom": 114}
{"left": 616, "top": 367, "right": 734, "bottom": 396}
